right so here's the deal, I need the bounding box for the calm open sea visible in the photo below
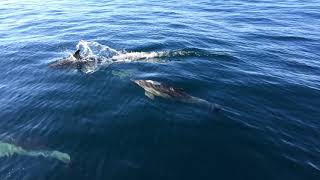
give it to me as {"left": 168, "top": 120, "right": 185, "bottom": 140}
{"left": 0, "top": 0, "right": 319, "bottom": 179}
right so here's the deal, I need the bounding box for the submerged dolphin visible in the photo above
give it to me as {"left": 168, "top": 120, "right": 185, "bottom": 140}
{"left": 112, "top": 69, "right": 136, "bottom": 79}
{"left": 0, "top": 141, "right": 70, "bottom": 164}
{"left": 133, "top": 80, "right": 221, "bottom": 111}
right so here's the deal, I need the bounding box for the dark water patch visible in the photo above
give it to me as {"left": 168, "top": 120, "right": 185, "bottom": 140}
{"left": 247, "top": 33, "right": 316, "bottom": 42}
{"left": 126, "top": 43, "right": 168, "bottom": 52}
{"left": 167, "top": 23, "right": 190, "bottom": 29}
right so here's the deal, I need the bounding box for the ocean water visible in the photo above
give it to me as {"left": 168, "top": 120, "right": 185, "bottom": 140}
{"left": 0, "top": 0, "right": 320, "bottom": 179}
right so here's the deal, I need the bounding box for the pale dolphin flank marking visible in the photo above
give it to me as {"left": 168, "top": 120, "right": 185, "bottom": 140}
{"left": 133, "top": 80, "right": 221, "bottom": 111}
{"left": 0, "top": 141, "right": 71, "bottom": 164}
{"left": 111, "top": 52, "right": 167, "bottom": 62}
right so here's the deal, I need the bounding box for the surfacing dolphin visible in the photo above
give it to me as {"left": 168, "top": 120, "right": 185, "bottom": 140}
{"left": 133, "top": 80, "right": 221, "bottom": 111}
{"left": 49, "top": 45, "right": 167, "bottom": 73}
{"left": 49, "top": 49, "right": 100, "bottom": 73}
{"left": 0, "top": 141, "right": 71, "bottom": 164}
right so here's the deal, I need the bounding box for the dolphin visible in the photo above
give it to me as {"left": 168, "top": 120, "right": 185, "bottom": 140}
{"left": 0, "top": 141, "right": 71, "bottom": 164}
{"left": 49, "top": 49, "right": 82, "bottom": 68}
{"left": 133, "top": 80, "right": 221, "bottom": 111}
{"left": 49, "top": 48, "right": 165, "bottom": 73}
{"left": 111, "top": 69, "right": 136, "bottom": 79}
{"left": 49, "top": 49, "right": 101, "bottom": 73}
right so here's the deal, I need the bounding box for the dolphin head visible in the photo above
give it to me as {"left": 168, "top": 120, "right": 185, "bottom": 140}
{"left": 133, "top": 80, "right": 145, "bottom": 87}
{"left": 50, "top": 150, "right": 71, "bottom": 164}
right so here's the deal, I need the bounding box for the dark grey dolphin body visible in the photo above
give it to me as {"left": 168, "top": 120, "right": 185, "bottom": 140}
{"left": 133, "top": 80, "right": 221, "bottom": 111}
{"left": 49, "top": 49, "right": 100, "bottom": 72}
{"left": 49, "top": 50, "right": 82, "bottom": 69}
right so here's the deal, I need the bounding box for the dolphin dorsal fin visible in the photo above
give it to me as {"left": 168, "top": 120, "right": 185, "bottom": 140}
{"left": 73, "top": 49, "right": 81, "bottom": 60}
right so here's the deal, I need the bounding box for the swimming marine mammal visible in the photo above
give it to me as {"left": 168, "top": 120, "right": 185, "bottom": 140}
{"left": 49, "top": 40, "right": 210, "bottom": 74}
{"left": 133, "top": 80, "right": 221, "bottom": 111}
{"left": 48, "top": 40, "right": 171, "bottom": 73}
{"left": 48, "top": 48, "right": 163, "bottom": 73}
{"left": 0, "top": 141, "right": 70, "bottom": 164}
{"left": 48, "top": 49, "right": 97, "bottom": 70}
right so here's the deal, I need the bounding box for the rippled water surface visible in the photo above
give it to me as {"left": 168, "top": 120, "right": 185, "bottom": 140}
{"left": 1, "top": 0, "right": 320, "bottom": 179}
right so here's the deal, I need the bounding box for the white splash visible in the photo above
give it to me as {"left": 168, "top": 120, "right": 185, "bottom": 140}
{"left": 112, "top": 51, "right": 168, "bottom": 62}
{"left": 76, "top": 40, "right": 119, "bottom": 59}
{"left": 76, "top": 40, "right": 168, "bottom": 62}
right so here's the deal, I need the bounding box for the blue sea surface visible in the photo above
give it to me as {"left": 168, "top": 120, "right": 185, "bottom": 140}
{"left": 0, "top": 0, "right": 320, "bottom": 179}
